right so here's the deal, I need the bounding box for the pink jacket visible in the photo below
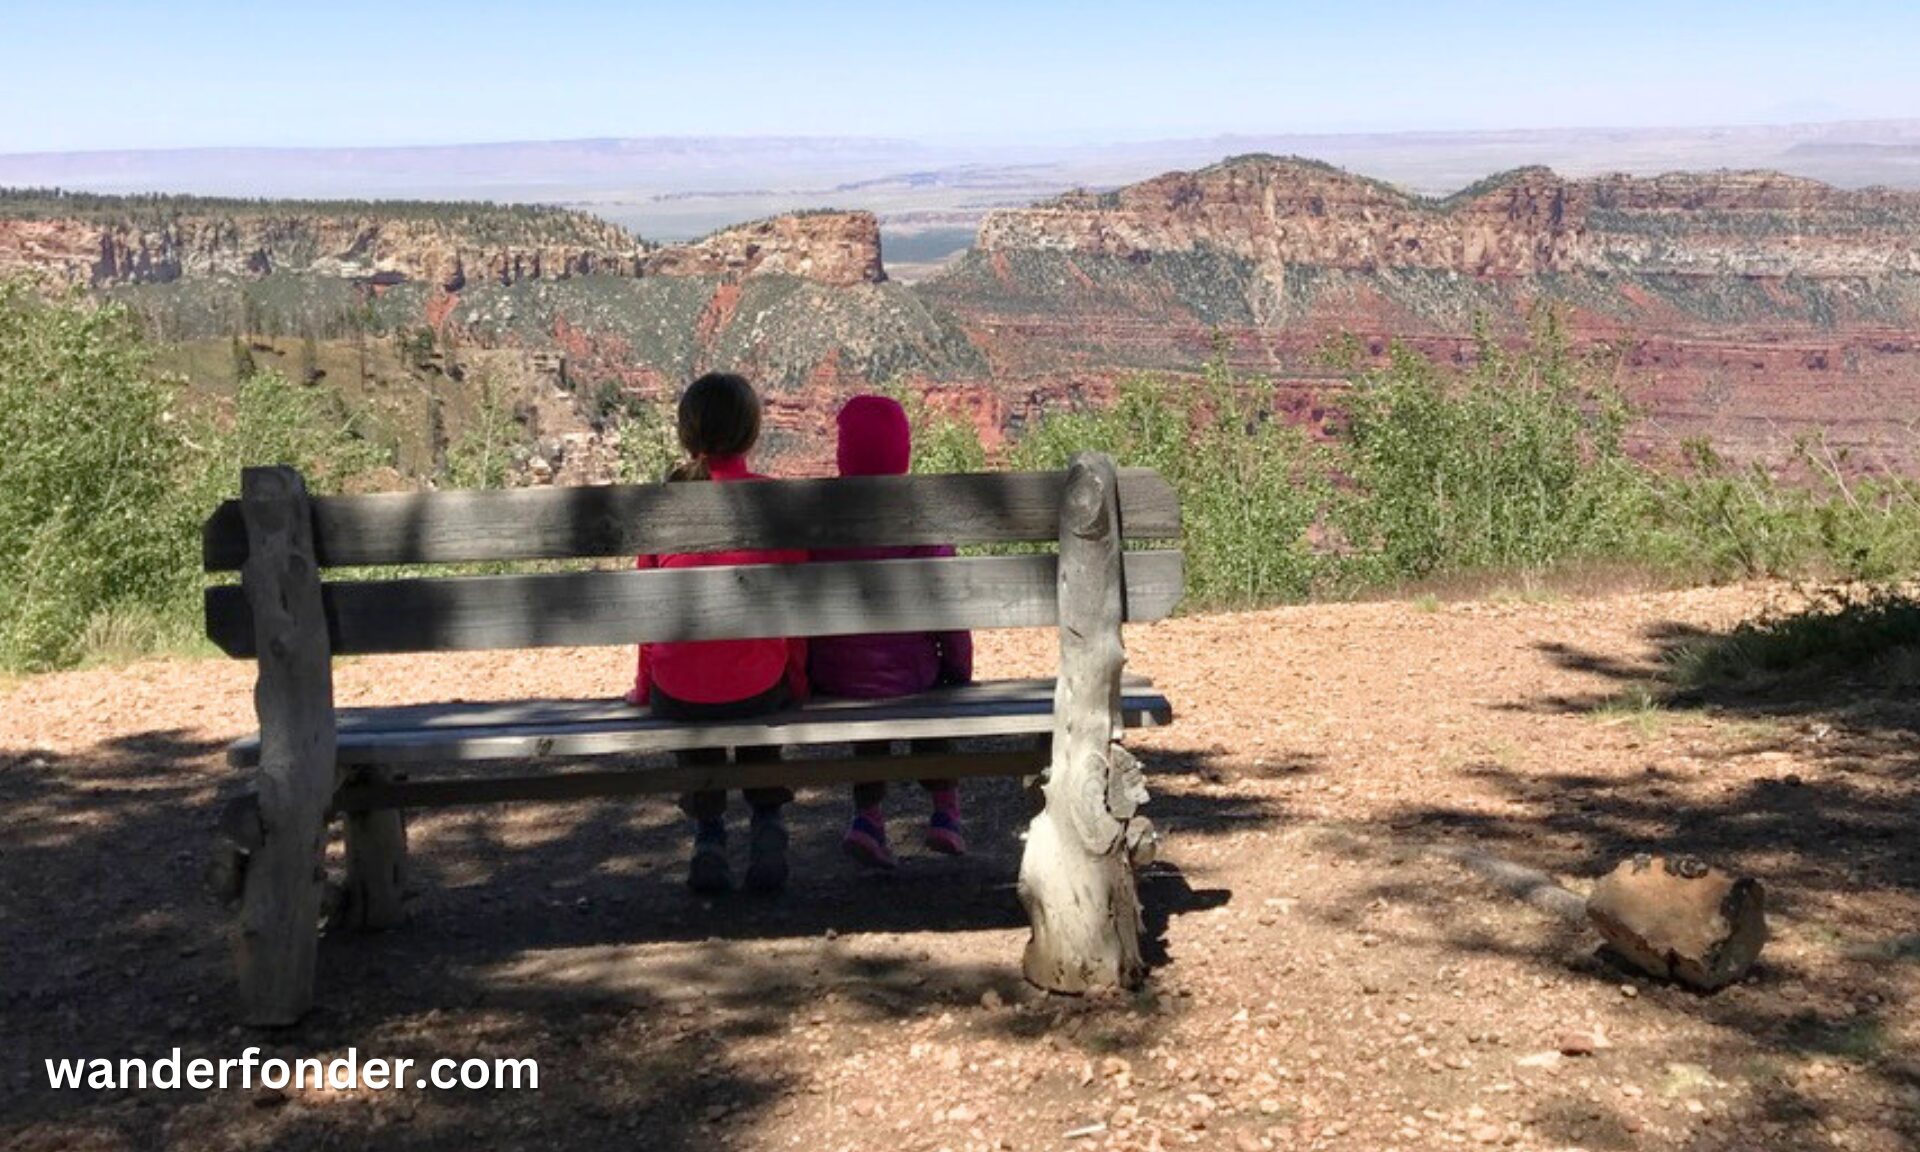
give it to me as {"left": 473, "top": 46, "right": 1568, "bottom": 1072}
{"left": 806, "top": 395, "right": 974, "bottom": 699}
{"left": 808, "top": 544, "right": 974, "bottom": 698}
{"left": 628, "top": 454, "right": 809, "bottom": 707}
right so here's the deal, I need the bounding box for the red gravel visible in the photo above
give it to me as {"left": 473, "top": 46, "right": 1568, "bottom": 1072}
{"left": 3, "top": 581, "right": 1915, "bottom": 1151}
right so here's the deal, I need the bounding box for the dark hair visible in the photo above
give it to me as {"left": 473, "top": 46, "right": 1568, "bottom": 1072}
{"left": 673, "top": 372, "right": 762, "bottom": 481}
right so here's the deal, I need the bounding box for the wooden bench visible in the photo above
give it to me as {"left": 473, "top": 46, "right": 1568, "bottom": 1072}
{"left": 203, "top": 453, "right": 1182, "bottom": 1025}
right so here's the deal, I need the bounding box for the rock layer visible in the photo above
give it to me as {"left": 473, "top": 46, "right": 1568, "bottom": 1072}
{"left": 976, "top": 160, "right": 1920, "bottom": 280}
{"left": 0, "top": 199, "right": 886, "bottom": 292}
{"left": 926, "top": 155, "right": 1920, "bottom": 467}
{"left": 641, "top": 212, "right": 885, "bottom": 286}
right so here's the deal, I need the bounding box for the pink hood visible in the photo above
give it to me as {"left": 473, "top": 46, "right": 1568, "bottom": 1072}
{"left": 810, "top": 394, "right": 972, "bottom": 699}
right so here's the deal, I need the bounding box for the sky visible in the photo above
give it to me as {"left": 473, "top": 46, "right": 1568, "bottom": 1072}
{"left": 2, "top": 0, "right": 1918, "bottom": 153}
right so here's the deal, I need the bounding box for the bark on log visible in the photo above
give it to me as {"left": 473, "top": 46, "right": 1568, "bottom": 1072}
{"left": 338, "top": 766, "right": 407, "bottom": 930}
{"left": 233, "top": 466, "right": 336, "bottom": 1026}
{"left": 1018, "top": 453, "right": 1151, "bottom": 992}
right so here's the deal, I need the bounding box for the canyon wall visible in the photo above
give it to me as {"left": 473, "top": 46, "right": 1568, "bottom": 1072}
{"left": 926, "top": 156, "right": 1920, "bottom": 467}
{"left": 640, "top": 212, "right": 886, "bottom": 286}
{"left": 0, "top": 211, "right": 643, "bottom": 290}
{"left": 975, "top": 161, "right": 1920, "bottom": 281}
{"left": 8, "top": 164, "right": 1920, "bottom": 473}
{"left": 0, "top": 198, "right": 888, "bottom": 292}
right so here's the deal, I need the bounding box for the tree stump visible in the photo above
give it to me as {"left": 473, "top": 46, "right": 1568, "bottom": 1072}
{"left": 1017, "top": 452, "right": 1154, "bottom": 993}
{"left": 338, "top": 767, "right": 407, "bottom": 931}
{"left": 233, "top": 466, "right": 336, "bottom": 1026}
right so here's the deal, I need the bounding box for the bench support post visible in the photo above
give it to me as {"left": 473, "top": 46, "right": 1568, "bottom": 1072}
{"left": 1018, "top": 452, "right": 1154, "bottom": 993}
{"left": 338, "top": 767, "right": 408, "bottom": 930}
{"left": 233, "top": 466, "right": 336, "bottom": 1025}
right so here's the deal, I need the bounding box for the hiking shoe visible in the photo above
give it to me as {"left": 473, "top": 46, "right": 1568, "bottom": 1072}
{"left": 925, "top": 808, "right": 968, "bottom": 856}
{"left": 687, "top": 820, "right": 731, "bottom": 893}
{"left": 841, "top": 814, "right": 898, "bottom": 870}
{"left": 744, "top": 812, "right": 790, "bottom": 893}
{"left": 687, "top": 839, "right": 732, "bottom": 894}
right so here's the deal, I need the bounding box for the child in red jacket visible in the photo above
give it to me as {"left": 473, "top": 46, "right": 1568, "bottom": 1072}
{"left": 810, "top": 395, "right": 973, "bottom": 869}
{"left": 624, "top": 372, "right": 808, "bottom": 894}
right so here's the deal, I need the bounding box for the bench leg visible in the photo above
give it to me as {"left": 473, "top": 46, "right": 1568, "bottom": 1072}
{"left": 1018, "top": 453, "right": 1150, "bottom": 993}
{"left": 339, "top": 766, "right": 408, "bottom": 931}
{"left": 232, "top": 465, "right": 338, "bottom": 1026}
{"left": 235, "top": 780, "right": 329, "bottom": 1026}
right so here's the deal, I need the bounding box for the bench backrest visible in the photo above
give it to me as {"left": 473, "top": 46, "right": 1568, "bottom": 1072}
{"left": 203, "top": 469, "right": 1183, "bottom": 658}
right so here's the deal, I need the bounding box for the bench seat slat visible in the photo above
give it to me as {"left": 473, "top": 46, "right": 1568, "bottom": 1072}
{"left": 317, "top": 675, "right": 1158, "bottom": 732}
{"left": 206, "top": 552, "right": 1184, "bottom": 658}
{"left": 226, "top": 680, "right": 1172, "bottom": 768}
{"left": 333, "top": 749, "right": 1054, "bottom": 812}
{"left": 203, "top": 469, "right": 1182, "bottom": 571}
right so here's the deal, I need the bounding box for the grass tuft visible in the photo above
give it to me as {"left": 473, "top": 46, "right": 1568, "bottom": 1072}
{"left": 1669, "top": 589, "right": 1920, "bottom": 691}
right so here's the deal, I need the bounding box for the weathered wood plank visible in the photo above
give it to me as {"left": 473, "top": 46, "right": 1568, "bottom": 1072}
{"left": 232, "top": 466, "right": 336, "bottom": 1027}
{"left": 332, "top": 749, "right": 1049, "bottom": 812}
{"left": 206, "top": 552, "right": 1185, "bottom": 657}
{"left": 225, "top": 684, "right": 1173, "bottom": 768}
{"left": 204, "top": 469, "right": 1181, "bottom": 570}
{"left": 1018, "top": 452, "right": 1150, "bottom": 993}
{"left": 303, "top": 675, "right": 1158, "bottom": 734}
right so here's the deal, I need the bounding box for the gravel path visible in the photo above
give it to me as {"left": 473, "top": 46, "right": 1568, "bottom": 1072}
{"left": 3, "top": 582, "right": 1915, "bottom": 1151}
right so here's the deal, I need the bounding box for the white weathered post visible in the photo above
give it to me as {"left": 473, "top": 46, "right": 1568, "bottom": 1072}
{"left": 1018, "top": 452, "right": 1154, "bottom": 992}
{"left": 234, "top": 466, "right": 336, "bottom": 1025}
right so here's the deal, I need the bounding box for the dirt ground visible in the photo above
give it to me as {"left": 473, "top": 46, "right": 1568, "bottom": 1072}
{"left": 3, "top": 582, "right": 1916, "bottom": 1151}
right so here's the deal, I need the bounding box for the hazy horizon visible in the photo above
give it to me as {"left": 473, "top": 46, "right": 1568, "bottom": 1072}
{"left": 4, "top": 114, "right": 1920, "bottom": 160}
{"left": 6, "top": 1, "right": 1919, "bottom": 154}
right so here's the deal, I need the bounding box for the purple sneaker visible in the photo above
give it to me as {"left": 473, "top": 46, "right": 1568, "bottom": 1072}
{"left": 925, "top": 808, "right": 967, "bottom": 856}
{"left": 842, "top": 814, "right": 898, "bottom": 870}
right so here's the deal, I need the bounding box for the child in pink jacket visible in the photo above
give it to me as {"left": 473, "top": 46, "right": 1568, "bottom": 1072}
{"left": 810, "top": 395, "right": 973, "bottom": 868}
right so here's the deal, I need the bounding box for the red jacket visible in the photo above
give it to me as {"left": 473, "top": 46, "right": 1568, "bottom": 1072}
{"left": 627, "top": 455, "right": 809, "bottom": 707}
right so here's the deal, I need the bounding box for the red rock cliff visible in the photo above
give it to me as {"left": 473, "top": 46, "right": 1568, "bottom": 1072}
{"left": 0, "top": 212, "right": 646, "bottom": 291}
{"left": 641, "top": 211, "right": 886, "bottom": 286}
{"left": 976, "top": 157, "right": 1920, "bottom": 280}
{"left": 0, "top": 204, "right": 888, "bottom": 290}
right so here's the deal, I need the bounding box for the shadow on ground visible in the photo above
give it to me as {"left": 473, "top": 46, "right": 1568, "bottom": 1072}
{"left": 1, "top": 735, "right": 1256, "bottom": 1150}
{"left": 1340, "top": 606, "right": 1920, "bottom": 1151}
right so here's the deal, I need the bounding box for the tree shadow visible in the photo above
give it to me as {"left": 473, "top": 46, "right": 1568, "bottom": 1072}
{"left": 2, "top": 732, "right": 1261, "bottom": 1151}
{"left": 1347, "top": 604, "right": 1920, "bottom": 1151}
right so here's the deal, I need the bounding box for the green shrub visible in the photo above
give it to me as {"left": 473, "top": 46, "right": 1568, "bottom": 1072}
{"left": 887, "top": 386, "right": 990, "bottom": 475}
{"left": 194, "top": 367, "right": 386, "bottom": 505}
{"left": 1336, "top": 314, "right": 1648, "bottom": 582}
{"left": 440, "top": 371, "right": 523, "bottom": 490}
{"left": 1646, "top": 437, "right": 1920, "bottom": 582}
{"left": 1007, "top": 355, "right": 1330, "bottom": 606}
{"left": 0, "top": 284, "right": 196, "bottom": 669}
{"left": 614, "top": 394, "right": 682, "bottom": 484}
{"left": 0, "top": 281, "right": 391, "bottom": 670}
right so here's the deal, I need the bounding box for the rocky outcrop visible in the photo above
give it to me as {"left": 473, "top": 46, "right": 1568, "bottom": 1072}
{"left": 0, "top": 212, "right": 646, "bottom": 290}
{"left": 0, "top": 200, "right": 888, "bottom": 291}
{"left": 974, "top": 157, "right": 1920, "bottom": 280}
{"left": 641, "top": 211, "right": 885, "bottom": 286}
{"left": 928, "top": 155, "right": 1920, "bottom": 467}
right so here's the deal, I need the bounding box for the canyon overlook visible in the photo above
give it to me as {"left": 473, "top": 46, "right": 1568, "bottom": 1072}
{"left": 4, "top": 155, "right": 1920, "bottom": 472}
